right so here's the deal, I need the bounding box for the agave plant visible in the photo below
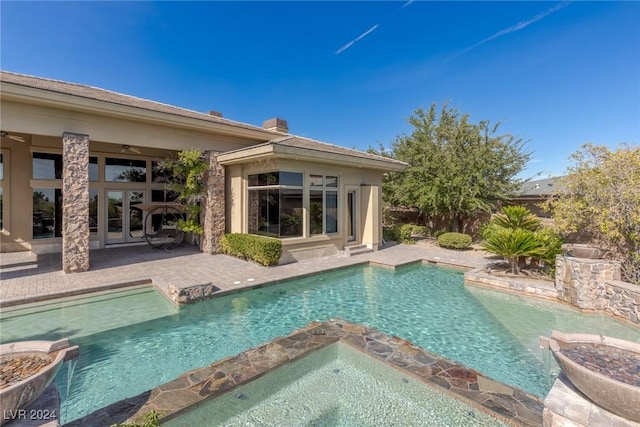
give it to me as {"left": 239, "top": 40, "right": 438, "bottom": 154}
{"left": 482, "top": 227, "right": 546, "bottom": 274}
{"left": 491, "top": 205, "right": 541, "bottom": 231}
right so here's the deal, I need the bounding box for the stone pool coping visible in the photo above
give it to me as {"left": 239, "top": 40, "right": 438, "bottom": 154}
{"left": 66, "top": 319, "right": 543, "bottom": 427}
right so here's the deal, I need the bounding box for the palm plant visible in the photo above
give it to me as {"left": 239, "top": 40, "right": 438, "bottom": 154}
{"left": 491, "top": 205, "right": 541, "bottom": 231}
{"left": 482, "top": 228, "right": 546, "bottom": 274}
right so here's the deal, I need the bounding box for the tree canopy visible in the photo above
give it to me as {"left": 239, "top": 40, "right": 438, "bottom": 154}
{"left": 375, "top": 103, "right": 531, "bottom": 231}
{"left": 547, "top": 143, "right": 640, "bottom": 284}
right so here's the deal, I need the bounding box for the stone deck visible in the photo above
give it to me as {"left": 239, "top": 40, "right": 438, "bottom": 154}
{"left": 67, "top": 319, "right": 544, "bottom": 427}
{"left": 0, "top": 242, "right": 491, "bottom": 307}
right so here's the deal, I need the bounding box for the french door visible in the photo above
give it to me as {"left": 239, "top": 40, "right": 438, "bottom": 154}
{"left": 106, "top": 190, "right": 145, "bottom": 244}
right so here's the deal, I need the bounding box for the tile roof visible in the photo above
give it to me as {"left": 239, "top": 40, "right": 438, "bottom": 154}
{"left": 1, "top": 71, "right": 407, "bottom": 168}
{"left": 0, "top": 70, "right": 275, "bottom": 134}
{"left": 517, "top": 176, "right": 564, "bottom": 197}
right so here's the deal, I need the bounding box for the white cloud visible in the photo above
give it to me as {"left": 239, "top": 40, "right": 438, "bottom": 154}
{"left": 457, "top": 1, "right": 572, "bottom": 56}
{"left": 335, "top": 24, "right": 380, "bottom": 55}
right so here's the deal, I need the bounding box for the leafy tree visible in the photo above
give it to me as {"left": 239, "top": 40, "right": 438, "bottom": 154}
{"left": 375, "top": 103, "right": 531, "bottom": 231}
{"left": 155, "top": 150, "right": 208, "bottom": 235}
{"left": 546, "top": 143, "right": 640, "bottom": 284}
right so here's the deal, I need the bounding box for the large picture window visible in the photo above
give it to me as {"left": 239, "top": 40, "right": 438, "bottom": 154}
{"left": 248, "top": 172, "right": 303, "bottom": 238}
{"left": 248, "top": 172, "right": 338, "bottom": 239}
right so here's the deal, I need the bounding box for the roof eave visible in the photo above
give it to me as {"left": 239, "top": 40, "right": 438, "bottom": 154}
{"left": 0, "top": 81, "right": 283, "bottom": 141}
{"left": 218, "top": 143, "right": 407, "bottom": 171}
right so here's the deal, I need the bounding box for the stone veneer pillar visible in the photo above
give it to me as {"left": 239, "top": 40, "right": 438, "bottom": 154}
{"left": 555, "top": 255, "right": 622, "bottom": 309}
{"left": 201, "top": 151, "right": 226, "bottom": 254}
{"left": 62, "top": 132, "right": 90, "bottom": 273}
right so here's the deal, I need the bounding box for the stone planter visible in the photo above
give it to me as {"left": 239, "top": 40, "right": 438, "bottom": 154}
{"left": 540, "top": 331, "right": 640, "bottom": 423}
{"left": 561, "top": 244, "right": 607, "bottom": 259}
{"left": 0, "top": 338, "right": 79, "bottom": 426}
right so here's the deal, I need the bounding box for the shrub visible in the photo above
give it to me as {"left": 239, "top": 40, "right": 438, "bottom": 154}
{"left": 491, "top": 206, "right": 541, "bottom": 231}
{"left": 411, "top": 225, "right": 431, "bottom": 237}
{"left": 383, "top": 225, "right": 399, "bottom": 242}
{"left": 533, "top": 227, "right": 565, "bottom": 267}
{"left": 399, "top": 224, "right": 415, "bottom": 244}
{"left": 482, "top": 228, "right": 545, "bottom": 274}
{"left": 479, "top": 222, "right": 502, "bottom": 241}
{"left": 437, "top": 232, "right": 472, "bottom": 249}
{"left": 220, "top": 233, "right": 282, "bottom": 266}
{"left": 434, "top": 229, "right": 447, "bottom": 238}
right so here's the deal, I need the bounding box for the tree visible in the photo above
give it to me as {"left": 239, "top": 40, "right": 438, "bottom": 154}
{"left": 483, "top": 228, "right": 545, "bottom": 274}
{"left": 375, "top": 103, "right": 531, "bottom": 231}
{"left": 546, "top": 143, "right": 640, "bottom": 284}
{"left": 155, "top": 150, "right": 208, "bottom": 235}
{"left": 482, "top": 205, "right": 564, "bottom": 275}
{"left": 491, "top": 205, "right": 541, "bottom": 231}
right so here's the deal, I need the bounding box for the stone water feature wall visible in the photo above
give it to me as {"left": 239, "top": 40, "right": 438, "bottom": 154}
{"left": 555, "top": 255, "right": 639, "bottom": 324}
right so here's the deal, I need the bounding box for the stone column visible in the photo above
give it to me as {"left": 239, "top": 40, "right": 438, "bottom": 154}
{"left": 62, "top": 132, "right": 90, "bottom": 273}
{"left": 555, "top": 255, "right": 622, "bottom": 309}
{"left": 201, "top": 151, "right": 226, "bottom": 254}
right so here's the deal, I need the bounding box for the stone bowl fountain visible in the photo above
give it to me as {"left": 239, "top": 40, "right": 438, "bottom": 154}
{"left": 0, "top": 338, "right": 79, "bottom": 426}
{"left": 540, "top": 331, "right": 640, "bottom": 423}
{"left": 561, "top": 243, "right": 607, "bottom": 259}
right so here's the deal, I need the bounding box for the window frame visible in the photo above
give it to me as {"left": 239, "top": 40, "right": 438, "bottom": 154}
{"left": 247, "top": 171, "right": 304, "bottom": 238}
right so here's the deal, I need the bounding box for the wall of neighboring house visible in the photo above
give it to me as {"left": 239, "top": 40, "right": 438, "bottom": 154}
{"left": 226, "top": 158, "right": 384, "bottom": 263}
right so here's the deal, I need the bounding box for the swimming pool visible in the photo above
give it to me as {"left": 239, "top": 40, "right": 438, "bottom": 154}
{"left": 1, "top": 263, "right": 639, "bottom": 423}
{"left": 164, "top": 342, "right": 509, "bottom": 427}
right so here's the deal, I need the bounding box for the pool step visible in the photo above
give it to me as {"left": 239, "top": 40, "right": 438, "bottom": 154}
{"left": 341, "top": 244, "right": 372, "bottom": 257}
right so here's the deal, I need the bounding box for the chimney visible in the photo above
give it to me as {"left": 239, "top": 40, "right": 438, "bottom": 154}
{"left": 263, "top": 117, "right": 288, "bottom": 133}
{"left": 208, "top": 110, "right": 223, "bottom": 118}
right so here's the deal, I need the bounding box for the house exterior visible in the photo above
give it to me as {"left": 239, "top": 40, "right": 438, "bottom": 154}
{"left": 0, "top": 71, "right": 406, "bottom": 271}
{"left": 511, "top": 176, "right": 564, "bottom": 218}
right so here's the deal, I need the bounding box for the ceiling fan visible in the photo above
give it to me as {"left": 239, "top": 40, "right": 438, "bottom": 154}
{"left": 120, "top": 144, "right": 142, "bottom": 154}
{"left": 1, "top": 131, "right": 26, "bottom": 142}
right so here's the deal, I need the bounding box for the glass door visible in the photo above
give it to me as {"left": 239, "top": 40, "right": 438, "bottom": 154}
{"left": 106, "top": 190, "right": 145, "bottom": 244}
{"left": 347, "top": 190, "right": 357, "bottom": 242}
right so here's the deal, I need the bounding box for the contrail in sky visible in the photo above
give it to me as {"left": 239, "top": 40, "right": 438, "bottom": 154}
{"left": 457, "top": 1, "right": 572, "bottom": 56}
{"left": 402, "top": 0, "right": 415, "bottom": 8}
{"left": 336, "top": 24, "right": 380, "bottom": 55}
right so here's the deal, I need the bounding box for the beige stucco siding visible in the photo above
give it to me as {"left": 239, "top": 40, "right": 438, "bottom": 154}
{"left": 1, "top": 100, "right": 265, "bottom": 152}
{"left": 225, "top": 157, "right": 384, "bottom": 261}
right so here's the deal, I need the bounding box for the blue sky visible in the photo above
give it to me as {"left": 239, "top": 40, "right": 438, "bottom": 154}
{"left": 2, "top": 1, "right": 638, "bottom": 179}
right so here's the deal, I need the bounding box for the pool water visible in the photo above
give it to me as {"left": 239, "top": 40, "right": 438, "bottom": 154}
{"left": 1, "top": 264, "right": 638, "bottom": 423}
{"left": 164, "top": 343, "right": 509, "bottom": 427}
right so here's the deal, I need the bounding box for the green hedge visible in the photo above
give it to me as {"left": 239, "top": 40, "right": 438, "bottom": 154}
{"left": 220, "top": 233, "right": 282, "bottom": 266}
{"left": 383, "top": 226, "right": 399, "bottom": 242}
{"left": 437, "top": 232, "right": 472, "bottom": 249}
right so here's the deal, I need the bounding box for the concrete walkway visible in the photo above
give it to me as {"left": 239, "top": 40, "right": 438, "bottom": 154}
{"left": 0, "top": 241, "right": 494, "bottom": 307}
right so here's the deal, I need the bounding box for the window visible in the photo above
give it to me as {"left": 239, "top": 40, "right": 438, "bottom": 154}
{"left": 33, "top": 153, "right": 63, "bottom": 179}
{"left": 310, "top": 175, "right": 338, "bottom": 235}
{"left": 248, "top": 172, "right": 303, "bottom": 238}
{"left": 33, "top": 188, "right": 63, "bottom": 239}
{"left": 89, "top": 157, "right": 99, "bottom": 182}
{"left": 105, "top": 158, "right": 147, "bottom": 182}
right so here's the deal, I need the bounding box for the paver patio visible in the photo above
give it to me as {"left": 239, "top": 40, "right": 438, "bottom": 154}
{"left": 0, "top": 241, "right": 492, "bottom": 307}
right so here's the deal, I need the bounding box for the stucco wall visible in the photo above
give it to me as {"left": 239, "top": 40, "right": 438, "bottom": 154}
{"left": 226, "top": 158, "right": 384, "bottom": 260}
